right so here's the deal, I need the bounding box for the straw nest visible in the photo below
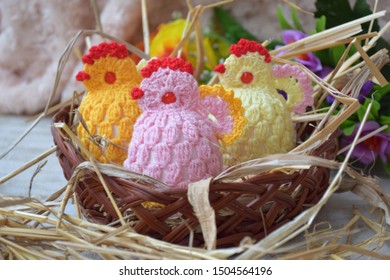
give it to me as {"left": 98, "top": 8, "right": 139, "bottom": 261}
{"left": 1, "top": 2, "right": 390, "bottom": 259}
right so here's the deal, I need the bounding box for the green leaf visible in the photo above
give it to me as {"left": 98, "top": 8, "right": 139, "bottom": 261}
{"left": 340, "top": 119, "right": 357, "bottom": 136}
{"left": 330, "top": 44, "right": 346, "bottom": 66}
{"left": 315, "top": 0, "right": 354, "bottom": 27}
{"left": 266, "top": 39, "right": 284, "bottom": 50}
{"left": 353, "top": 0, "right": 381, "bottom": 31}
{"left": 379, "top": 116, "right": 390, "bottom": 133}
{"left": 314, "top": 15, "right": 326, "bottom": 33}
{"left": 372, "top": 82, "right": 390, "bottom": 101}
{"left": 357, "top": 99, "right": 380, "bottom": 121}
{"left": 343, "top": 124, "right": 357, "bottom": 136}
{"left": 291, "top": 8, "right": 304, "bottom": 32}
{"left": 315, "top": 0, "right": 382, "bottom": 33}
{"left": 315, "top": 0, "right": 390, "bottom": 79}
{"left": 314, "top": 49, "right": 334, "bottom": 67}
{"left": 276, "top": 5, "right": 293, "bottom": 30}
{"left": 369, "top": 99, "right": 381, "bottom": 119}
{"left": 349, "top": 43, "right": 358, "bottom": 57}
{"left": 213, "top": 7, "right": 257, "bottom": 43}
{"left": 373, "top": 83, "right": 390, "bottom": 116}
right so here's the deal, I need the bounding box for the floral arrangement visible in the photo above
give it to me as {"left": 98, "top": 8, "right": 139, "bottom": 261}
{"left": 274, "top": 0, "right": 390, "bottom": 174}
{"left": 132, "top": 0, "right": 390, "bottom": 175}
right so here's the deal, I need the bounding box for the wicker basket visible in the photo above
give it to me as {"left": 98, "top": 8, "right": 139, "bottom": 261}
{"left": 51, "top": 104, "right": 338, "bottom": 248}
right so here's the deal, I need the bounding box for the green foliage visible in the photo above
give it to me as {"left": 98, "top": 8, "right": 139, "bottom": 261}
{"left": 330, "top": 44, "right": 347, "bottom": 66}
{"left": 372, "top": 82, "right": 390, "bottom": 100}
{"left": 340, "top": 119, "right": 357, "bottom": 136}
{"left": 265, "top": 39, "right": 284, "bottom": 51}
{"left": 357, "top": 99, "right": 380, "bottom": 122}
{"left": 314, "top": 16, "right": 326, "bottom": 34}
{"left": 290, "top": 7, "right": 305, "bottom": 32}
{"left": 338, "top": 83, "right": 390, "bottom": 140}
{"left": 277, "top": 5, "right": 306, "bottom": 32}
{"left": 379, "top": 116, "right": 390, "bottom": 133}
{"left": 374, "top": 83, "right": 390, "bottom": 115}
{"left": 315, "top": 0, "right": 390, "bottom": 78}
{"left": 213, "top": 7, "right": 257, "bottom": 44}
{"left": 276, "top": 5, "right": 293, "bottom": 30}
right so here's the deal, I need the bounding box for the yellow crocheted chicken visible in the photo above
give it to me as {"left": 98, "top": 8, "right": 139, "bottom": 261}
{"left": 214, "top": 39, "right": 313, "bottom": 166}
{"left": 76, "top": 42, "right": 142, "bottom": 163}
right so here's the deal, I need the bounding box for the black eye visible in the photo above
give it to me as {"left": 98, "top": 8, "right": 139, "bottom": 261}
{"left": 277, "top": 89, "right": 288, "bottom": 100}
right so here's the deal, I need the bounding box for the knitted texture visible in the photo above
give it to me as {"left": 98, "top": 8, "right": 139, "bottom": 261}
{"left": 215, "top": 39, "right": 312, "bottom": 166}
{"left": 198, "top": 85, "right": 246, "bottom": 146}
{"left": 272, "top": 64, "right": 314, "bottom": 114}
{"left": 124, "top": 58, "right": 246, "bottom": 189}
{"left": 76, "top": 42, "right": 142, "bottom": 164}
{"left": 230, "top": 38, "right": 271, "bottom": 62}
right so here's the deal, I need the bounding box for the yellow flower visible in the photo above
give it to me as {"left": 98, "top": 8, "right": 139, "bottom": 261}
{"left": 150, "top": 19, "right": 188, "bottom": 59}
{"left": 149, "top": 19, "right": 228, "bottom": 70}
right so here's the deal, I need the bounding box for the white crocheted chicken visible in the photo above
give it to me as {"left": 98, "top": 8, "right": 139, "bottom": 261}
{"left": 214, "top": 39, "right": 313, "bottom": 166}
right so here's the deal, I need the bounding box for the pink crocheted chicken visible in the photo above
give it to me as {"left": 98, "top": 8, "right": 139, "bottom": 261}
{"left": 124, "top": 57, "right": 246, "bottom": 189}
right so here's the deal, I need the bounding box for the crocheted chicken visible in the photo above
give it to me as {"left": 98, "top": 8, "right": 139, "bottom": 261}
{"left": 215, "top": 39, "right": 313, "bottom": 166}
{"left": 76, "top": 42, "right": 142, "bottom": 163}
{"left": 124, "top": 57, "right": 246, "bottom": 189}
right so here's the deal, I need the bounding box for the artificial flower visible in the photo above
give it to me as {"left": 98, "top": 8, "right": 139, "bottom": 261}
{"left": 316, "top": 65, "right": 333, "bottom": 79}
{"left": 279, "top": 30, "right": 323, "bottom": 73}
{"left": 341, "top": 120, "right": 390, "bottom": 165}
{"left": 149, "top": 19, "right": 224, "bottom": 71}
{"left": 326, "top": 80, "right": 375, "bottom": 104}
{"left": 150, "top": 19, "right": 188, "bottom": 59}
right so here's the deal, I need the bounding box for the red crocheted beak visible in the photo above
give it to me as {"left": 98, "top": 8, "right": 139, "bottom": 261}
{"left": 75, "top": 71, "right": 90, "bottom": 81}
{"left": 214, "top": 63, "right": 226, "bottom": 74}
{"left": 131, "top": 87, "right": 144, "bottom": 100}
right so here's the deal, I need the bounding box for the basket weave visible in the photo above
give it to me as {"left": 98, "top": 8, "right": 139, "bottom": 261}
{"left": 51, "top": 104, "right": 338, "bottom": 248}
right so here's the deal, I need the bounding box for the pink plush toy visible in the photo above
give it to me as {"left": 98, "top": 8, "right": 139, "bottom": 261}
{"left": 124, "top": 57, "right": 245, "bottom": 189}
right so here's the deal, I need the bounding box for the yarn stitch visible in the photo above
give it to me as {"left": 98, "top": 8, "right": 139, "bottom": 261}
{"left": 76, "top": 42, "right": 142, "bottom": 164}
{"left": 272, "top": 64, "right": 313, "bottom": 114}
{"left": 215, "top": 39, "right": 313, "bottom": 166}
{"left": 124, "top": 58, "right": 245, "bottom": 189}
{"left": 198, "top": 85, "right": 246, "bottom": 146}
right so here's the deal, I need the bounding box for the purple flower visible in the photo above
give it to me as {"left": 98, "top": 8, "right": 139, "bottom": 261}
{"left": 326, "top": 80, "right": 375, "bottom": 104}
{"left": 316, "top": 65, "right": 333, "bottom": 79}
{"left": 341, "top": 121, "right": 390, "bottom": 164}
{"left": 280, "top": 30, "right": 323, "bottom": 73}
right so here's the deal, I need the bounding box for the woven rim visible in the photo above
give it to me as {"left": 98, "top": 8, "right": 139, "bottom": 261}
{"left": 51, "top": 105, "right": 338, "bottom": 248}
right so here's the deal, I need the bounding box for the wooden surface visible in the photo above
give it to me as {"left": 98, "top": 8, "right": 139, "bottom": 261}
{"left": 0, "top": 113, "right": 389, "bottom": 257}
{"left": 0, "top": 115, "right": 67, "bottom": 199}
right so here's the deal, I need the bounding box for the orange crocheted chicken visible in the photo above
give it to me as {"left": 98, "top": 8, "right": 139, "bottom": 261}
{"left": 76, "top": 42, "right": 142, "bottom": 163}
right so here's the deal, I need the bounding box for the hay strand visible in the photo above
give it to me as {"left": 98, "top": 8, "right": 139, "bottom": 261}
{"left": 1, "top": 5, "right": 389, "bottom": 260}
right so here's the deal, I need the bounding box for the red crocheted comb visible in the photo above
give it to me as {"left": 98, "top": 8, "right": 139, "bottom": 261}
{"left": 230, "top": 38, "right": 271, "bottom": 63}
{"left": 81, "top": 42, "right": 129, "bottom": 65}
{"left": 141, "top": 57, "right": 194, "bottom": 78}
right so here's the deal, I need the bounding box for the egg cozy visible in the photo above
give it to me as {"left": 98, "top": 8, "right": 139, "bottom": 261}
{"left": 51, "top": 41, "right": 337, "bottom": 248}
{"left": 215, "top": 38, "right": 314, "bottom": 166}
{"left": 76, "top": 42, "right": 142, "bottom": 164}
{"left": 124, "top": 57, "right": 245, "bottom": 189}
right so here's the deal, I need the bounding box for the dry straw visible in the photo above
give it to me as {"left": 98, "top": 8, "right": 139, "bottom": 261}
{"left": 1, "top": 1, "right": 390, "bottom": 259}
